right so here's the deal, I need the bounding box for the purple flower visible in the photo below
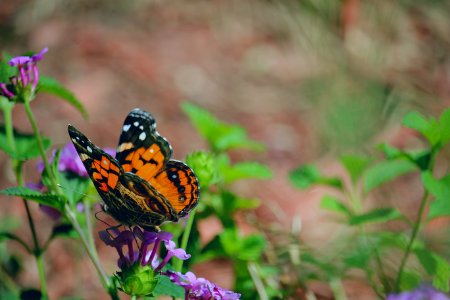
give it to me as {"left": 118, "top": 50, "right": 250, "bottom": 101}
{"left": 1, "top": 48, "right": 48, "bottom": 100}
{"left": 38, "top": 142, "right": 116, "bottom": 178}
{"left": 99, "top": 227, "right": 190, "bottom": 272}
{"left": 99, "top": 229, "right": 137, "bottom": 268}
{"left": 99, "top": 227, "right": 193, "bottom": 297}
{"left": 166, "top": 271, "right": 241, "bottom": 300}
{"left": 387, "top": 285, "right": 449, "bottom": 300}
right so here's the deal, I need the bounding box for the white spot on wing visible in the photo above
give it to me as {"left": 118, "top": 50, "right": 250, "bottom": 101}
{"left": 134, "top": 121, "right": 139, "bottom": 127}
{"left": 149, "top": 148, "right": 154, "bottom": 153}
{"left": 87, "top": 146, "right": 93, "bottom": 153}
{"left": 172, "top": 174, "right": 177, "bottom": 179}
{"left": 72, "top": 138, "right": 77, "bottom": 143}
{"left": 123, "top": 124, "right": 131, "bottom": 132}
{"left": 139, "top": 125, "right": 144, "bottom": 130}
{"left": 103, "top": 159, "right": 108, "bottom": 165}
{"left": 139, "top": 132, "right": 146, "bottom": 141}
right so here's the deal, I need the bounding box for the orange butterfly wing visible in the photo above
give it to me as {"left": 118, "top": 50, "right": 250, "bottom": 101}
{"left": 116, "top": 109, "right": 199, "bottom": 218}
{"left": 150, "top": 160, "right": 199, "bottom": 217}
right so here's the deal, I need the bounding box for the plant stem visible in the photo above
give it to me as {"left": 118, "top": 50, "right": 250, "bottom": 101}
{"left": 247, "top": 262, "right": 268, "bottom": 300}
{"left": 394, "top": 189, "right": 430, "bottom": 291}
{"left": 2, "top": 102, "right": 49, "bottom": 298}
{"left": 329, "top": 277, "right": 348, "bottom": 300}
{"left": 84, "top": 198, "right": 99, "bottom": 259}
{"left": 174, "top": 211, "right": 196, "bottom": 272}
{"left": 35, "top": 253, "right": 48, "bottom": 298}
{"left": 64, "top": 204, "right": 109, "bottom": 288}
{"left": 23, "top": 100, "right": 58, "bottom": 192}
{"left": 1, "top": 100, "right": 16, "bottom": 153}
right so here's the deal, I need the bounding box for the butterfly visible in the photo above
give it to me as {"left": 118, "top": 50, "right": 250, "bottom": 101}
{"left": 68, "top": 108, "right": 199, "bottom": 230}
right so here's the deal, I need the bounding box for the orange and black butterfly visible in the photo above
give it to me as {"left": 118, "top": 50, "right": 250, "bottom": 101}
{"left": 68, "top": 108, "right": 199, "bottom": 230}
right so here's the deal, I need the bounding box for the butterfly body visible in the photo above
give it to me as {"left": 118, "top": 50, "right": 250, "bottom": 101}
{"left": 68, "top": 108, "right": 199, "bottom": 230}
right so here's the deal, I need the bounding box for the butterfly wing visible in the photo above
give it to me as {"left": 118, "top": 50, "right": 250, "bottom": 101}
{"left": 68, "top": 125, "right": 122, "bottom": 195}
{"left": 150, "top": 160, "right": 200, "bottom": 218}
{"left": 115, "top": 108, "right": 172, "bottom": 181}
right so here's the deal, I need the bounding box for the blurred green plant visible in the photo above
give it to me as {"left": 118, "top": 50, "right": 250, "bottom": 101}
{"left": 289, "top": 108, "right": 450, "bottom": 298}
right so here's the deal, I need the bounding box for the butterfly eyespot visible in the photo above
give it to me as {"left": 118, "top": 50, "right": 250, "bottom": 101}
{"left": 179, "top": 187, "right": 185, "bottom": 193}
{"left": 171, "top": 174, "right": 177, "bottom": 179}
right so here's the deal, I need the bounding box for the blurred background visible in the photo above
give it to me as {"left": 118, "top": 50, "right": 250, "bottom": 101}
{"left": 1, "top": 0, "right": 449, "bottom": 299}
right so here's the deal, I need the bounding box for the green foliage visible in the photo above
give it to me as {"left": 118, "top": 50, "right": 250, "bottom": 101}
{"left": 319, "top": 195, "right": 352, "bottom": 217}
{"left": 422, "top": 172, "right": 450, "bottom": 220}
{"left": 0, "top": 52, "right": 16, "bottom": 83}
{"left": 182, "top": 102, "right": 274, "bottom": 298}
{"left": 340, "top": 155, "right": 372, "bottom": 184}
{"left": 288, "top": 108, "right": 450, "bottom": 296}
{"left": 363, "top": 159, "right": 416, "bottom": 193}
{"left": 0, "top": 187, "right": 64, "bottom": 210}
{"left": 152, "top": 275, "right": 184, "bottom": 298}
{"left": 220, "top": 161, "right": 272, "bottom": 183}
{"left": 402, "top": 108, "right": 450, "bottom": 150}
{"left": 414, "top": 248, "right": 450, "bottom": 292}
{"left": 182, "top": 102, "right": 264, "bottom": 152}
{"left": 348, "top": 208, "right": 404, "bottom": 226}
{"left": 289, "top": 164, "right": 342, "bottom": 189}
{"left": 0, "top": 125, "right": 51, "bottom": 160}
{"left": 38, "top": 76, "right": 88, "bottom": 118}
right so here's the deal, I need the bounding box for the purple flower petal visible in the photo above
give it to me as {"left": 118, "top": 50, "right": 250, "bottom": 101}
{"left": 9, "top": 56, "right": 31, "bottom": 66}
{"left": 58, "top": 143, "right": 89, "bottom": 177}
{"left": 166, "top": 270, "right": 241, "bottom": 300}
{"left": 31, "top": 47, "right": 48, "bottom": 62}
{"left": 387, "top": 285, "right": 449, "bottom": 300}
{"left": 164, "top": 240, "right": 191, "bottom": 260}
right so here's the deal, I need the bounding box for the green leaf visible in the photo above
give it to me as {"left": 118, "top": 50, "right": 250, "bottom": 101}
{"left": 378, "top": 144, "right": 431, "bottom": 170}
{"left": 422, "top": 172, "right": 450, "bottom": 220}
{"left": 289, "top": 164, "right": 342, "bottom": 190}
{"left": 340, "top": 155, "right": 372, "bottom": 184}
{"left": 0, "top": 125, "right": 51, "bottom": 160}
{"left": 320, "top": 195, "right": 352, "bottom": 217}
{"left": 186, "top": 151, "right": 218, "bottom": 188}
{"left": 0, "top": 52, "right": 16, "bottom": 83}
{"left": 0, "top": 187, "right": 64, "bottom": 210}
{"left": 237, "top": 234, "right": 266, "bottom": 261}
{"left": 182, "top": 102, "right": 264, "bottom": 152}
{"left": 348, "top": 208, "right": 403, "bottom": 226}
{"left": 152, "top": 274, "right": 184, "bottom": 298}
{"left": 363, "top": 159, "right": 416, "bottom": 192}
{"left": 58, "top": 171, "right": 90, "bottom": 206}
{"left": 38, "top": 76, "right": 88, "bottom": 118}
{"left": 221, "top": 161, "right": 272, "bottom": 183}
{"left": 198, "top": 235, "right": 227, "bottom": 262}
{"left": 415, "top": 248, "right": 450, "bottom": 292}
{"left": 439, "top": 108, "right": 450, "bottom": 145}
{"left": 398, "top": 271, "right": 422, "bottom": 292}
{"left": 402, "top": 111, "right": 440, "bottom": 147}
